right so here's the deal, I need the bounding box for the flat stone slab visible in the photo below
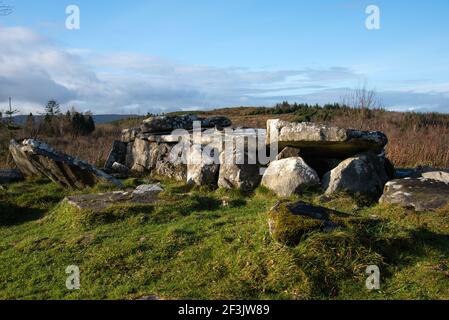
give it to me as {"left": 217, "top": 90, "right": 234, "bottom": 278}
{"left": 64, "top": 184, "right": 163, "bottom": 212}
{"left": 0, "top": 169, "right": 24, "bottom": 185}
{"left": 266, "top": 120, "right": 388, "bottom": 158}
{"left": 379, "top": 178, "right": 449, "bottom": 212}
{"left": 10, "top": 139, "right": 123, "bottom": 190}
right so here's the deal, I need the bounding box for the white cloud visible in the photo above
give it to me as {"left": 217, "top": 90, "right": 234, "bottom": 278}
{"left": 1, "top": 26, "right": 449, "bottom": 115}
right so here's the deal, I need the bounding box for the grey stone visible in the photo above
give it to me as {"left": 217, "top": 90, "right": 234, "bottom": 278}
{"left": 266, "top": 119, "right": 388, "bottom": 158}
{"left": 104, "top": 141, "right": 127, "bottom": 170}
{"left": 141, "top": 115, "right": 232, "bottom": 134}
{"left": 421, "top": 171, "right": 449, "bottom": 184}
{"left": 379, "top": 178, "right": 449, "bottom": 212}
{"left": 187, "top": 145, "right": 220, "bottom": 186}
{"left": 111, "top": 162, "right": 130, "bottom": 174}
{"left": 218, "top": 148, "right": 261, "bottom": 191}
{"left": 64, "top": 185, "right": 162, "bottom": 212}
{"left": 121, "top": 128, "right": 141, "bottom": 143}
{"left": 261, "top": 157, "right": 320, "bottom": 197}
{"left": 322, "top": 152, "right": 390, "bottom": 197}
{"left": 10, "top": 139, "right": 123, "bottom": 189}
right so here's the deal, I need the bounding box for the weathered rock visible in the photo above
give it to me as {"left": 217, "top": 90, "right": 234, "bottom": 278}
{"left": 268, "top": 201, "right": 339, "bottom": 246}
{"left": 322, "top": 152, "right": 390, "bottom": 197}
{"left": 187, "top": 145, "right": 220, "bottom": 186}
{"left": 140, "top": 115, "right": 232, "bottom": 134}
{"left": 9, "top": 141, "right": 41, "bottom": 177}
{"left": 111, "top": 162, "right": 130, "bottom": 174}
{"left": 121, "top": 128, "right": 141, "bottom": 143}
{"left": 64, "top": 184, "right": 163, "bottom": 212}
{"left": 132, "top": 184, "right": 164, "bottom": 198}
{"left": 10, "top": 139, "right": 123, "bottom": 189}
{"left": 266, "top": 119, "right": 388, "bottom": 158}
{"left": 104, "top": 141, "right": 128, "bottom": 170}
{"left": 261, "top": 157, "right": 320, "bottom": 197}
{"left": 201, "top": 116, "right": 232, "bottom": 129}
{"left": 218, "top": 148, "right": 261, "bottom": 191}
{"left": 275, "top": 147, "right": 301, "bottom": 160}
{"left": 0, "top": 169, "right": 24, "bottom": 185}
{"left": 421, "top": 171, "right": 449, "bottom": 184}
{"left": 141, "top": 115, "right": 201, "bottom": 134}
{"left": 154, "top": 143, "right": 188, "bottom": 181}
{"left": 130, "top": 137, "right": 152, "bottom": 172}
{"left": 379, "top": 178, "right": 449, "bottom": 212}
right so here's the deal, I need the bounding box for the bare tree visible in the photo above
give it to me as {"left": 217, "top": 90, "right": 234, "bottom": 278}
{"left": 341, "top": 82, "right": 383, "bottom": 109}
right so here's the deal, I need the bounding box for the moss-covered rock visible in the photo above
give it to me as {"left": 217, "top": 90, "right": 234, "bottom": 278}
{"left": 268, "top": 201, "right": 339, "bottom": 246}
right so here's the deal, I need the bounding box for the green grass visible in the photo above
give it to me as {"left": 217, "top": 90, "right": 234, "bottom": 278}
{"left": 0, "top": 178, "right": 448, "bottom": 300}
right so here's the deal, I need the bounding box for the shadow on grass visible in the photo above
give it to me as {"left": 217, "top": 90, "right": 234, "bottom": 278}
{"left": 0, "top": 201, "right": 46, "bottom": 226}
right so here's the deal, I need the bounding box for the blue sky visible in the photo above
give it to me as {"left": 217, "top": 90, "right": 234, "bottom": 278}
{"left": 1, "top": 0, "right": 449, "bottom": 114}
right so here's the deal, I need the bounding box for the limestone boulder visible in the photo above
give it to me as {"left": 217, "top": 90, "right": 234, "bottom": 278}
{"left": 218, "top": 148, "right": 261, "bottom": 191}
{"left": 266, "top": 119, "right": 388, "bottom": 158}
{"left": 379, "top": 178, "right": 449, "bottom": 212}
{"left": 261, "top": 157, "right": 320, "bottom": 197}
{"left": 322, "top": 152, "right": 390, "bottom": 197}
{"left": 421, "top": 171, "right": 449, "bottom": 184}
{"left": 121, "top": 128, "right": 141, "bottom": 143}
{"left": 187, "top": 145, "right": 220, "bottom": 186}
{"left": 9, "top": 139, "right": 123, "bottom": 189}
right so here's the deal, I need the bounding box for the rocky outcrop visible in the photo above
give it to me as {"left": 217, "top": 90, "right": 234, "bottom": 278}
{"left": 268, "top": 201, "right": 339, "bottom": 246}
{"left": 322, "top": 152, "right": 390, "bottom": 197}
{"left": 266, "top": 120, "right": 388, "bottom": 158}
{"left": 379, "top": 178, "right": 449, "bottom": 212}
{"left": 261, "top": 157, "right": 320, "bottom": 197}
{"left": 0, "top": 169, "right": 24, "bottom": 185}
{"left": 10, "top": 139, "right": 123, "bottom": 189}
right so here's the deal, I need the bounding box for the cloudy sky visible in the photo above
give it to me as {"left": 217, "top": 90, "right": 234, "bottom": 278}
{"left": 1, "top": 0, "right": 449, "bottom": 115}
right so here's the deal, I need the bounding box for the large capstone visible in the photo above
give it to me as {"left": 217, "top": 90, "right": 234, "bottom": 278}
{"left": 266, "top": 119, "right": 388, "bottom": 158}
{"left": 322, "top": 152, "right": 391, "bottom": 197}
{"left": 261, "top": 157, "right": 320, "bottom": 197}
{"left": 141, "top": 115, "right": 232, "bottom": 134}
{"left": 379, "top": 178, "right": 449, "bottom": 212}
{"left": 9, "top": 139, "right": 123, "bottom": 189}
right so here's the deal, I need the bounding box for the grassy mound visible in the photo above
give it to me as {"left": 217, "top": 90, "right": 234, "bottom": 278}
{"left": 0, "top": 178, "right": 448, "bottom": 299}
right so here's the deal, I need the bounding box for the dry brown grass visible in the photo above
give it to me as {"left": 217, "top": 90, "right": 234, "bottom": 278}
{"left": 1, "top": 107, "right": 448, "bottom": 170}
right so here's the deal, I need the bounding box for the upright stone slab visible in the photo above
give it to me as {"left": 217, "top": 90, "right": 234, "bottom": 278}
{"left": 104, "top": 140, "right": 128, "bottom": 170}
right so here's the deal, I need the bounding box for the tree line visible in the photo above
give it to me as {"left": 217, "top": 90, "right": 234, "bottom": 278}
{"left": 0, "top": 99, "right": 96, "bottom": 138}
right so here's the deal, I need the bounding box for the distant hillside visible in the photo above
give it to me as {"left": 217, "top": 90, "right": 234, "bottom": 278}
{"left": 10, "top": 114, "right": 138, "bottom": 125}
